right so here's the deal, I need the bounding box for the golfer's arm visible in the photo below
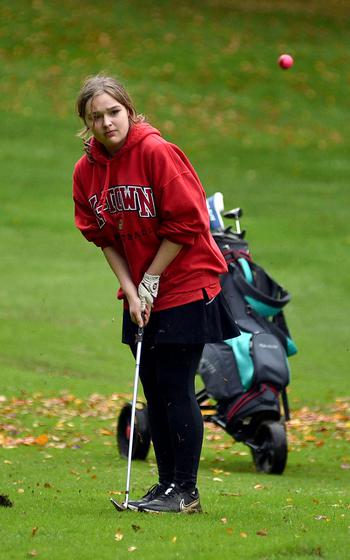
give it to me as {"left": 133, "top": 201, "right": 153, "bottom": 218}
{"left": 102, "top": 246, "right": 138, "bottom": 299}
{"left": 146, "top": 239, "right": 183, "bottom": 275}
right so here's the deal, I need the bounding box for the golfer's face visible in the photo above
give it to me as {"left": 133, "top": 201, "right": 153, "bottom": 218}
{"left": 86, "top": 93, "right": 130, "bottom": 154}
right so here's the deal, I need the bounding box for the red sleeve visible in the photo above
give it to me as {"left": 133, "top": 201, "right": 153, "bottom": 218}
{"left": 73, "top": 162, "right": 119, "bottom": 250}
{"left": 150, "top": 142, "right": 209, "bottom": 246}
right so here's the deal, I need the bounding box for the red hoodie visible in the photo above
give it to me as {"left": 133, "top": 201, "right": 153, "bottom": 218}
{"left": 73, "top": 123, "right": 228, "bottom": 311}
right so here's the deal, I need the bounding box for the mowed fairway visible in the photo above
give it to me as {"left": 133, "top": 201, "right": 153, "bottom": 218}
{"left": 0, "top": 1, "right": 349, "bottom": 559}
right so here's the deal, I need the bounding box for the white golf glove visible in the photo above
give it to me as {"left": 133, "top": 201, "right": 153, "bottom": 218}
{"left": 138, "top": 273, "right": 160, "bottom": 311}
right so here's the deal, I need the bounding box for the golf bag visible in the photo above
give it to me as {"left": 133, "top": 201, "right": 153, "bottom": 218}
{"left": 197, "top": 194, "right": 297, "bottom": 473}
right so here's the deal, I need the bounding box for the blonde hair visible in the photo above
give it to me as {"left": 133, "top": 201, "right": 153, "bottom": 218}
{"left": 76, "top": 74, "right": 145, "bottom": 138}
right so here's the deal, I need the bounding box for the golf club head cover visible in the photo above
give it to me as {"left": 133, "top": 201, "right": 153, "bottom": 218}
{"left": 138, "top": 272, "right": 160, "bottom": 310}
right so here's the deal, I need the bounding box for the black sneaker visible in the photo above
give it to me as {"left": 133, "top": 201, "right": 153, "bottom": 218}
{"left": 139, "top": 483, "right": 202, "bottom": 514}
{"left": 127, "top": 483, "right": 168, "bottom": 511}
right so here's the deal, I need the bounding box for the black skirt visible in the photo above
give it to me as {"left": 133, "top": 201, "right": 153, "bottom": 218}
{"left": 122, "top": 290, "right": 240, "bottom": 345}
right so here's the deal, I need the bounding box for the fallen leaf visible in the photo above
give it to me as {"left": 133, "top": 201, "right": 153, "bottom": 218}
{"left": 171, "top": 536, "right": 177, "bottom": 543}
{"left": 226, "top": 527, "right": 234, "bottom": 535}
{"left": 231, "top": 450, "right": 249, "bottom": 456}
{"left": 304, "top": 435, "right": 317, "bottom": 442}
{"left": 221, "top": 517, "right": 228, "bottom": 524}
{"left": 27, "top": 551, "right": 37, "bottom": 558}
{"left": 18, "top": 488, "right": 25, "bottom": 494}
{"left": 257, "top": 529, "right": 268, "bottom": 536}
{"left": 31, "top": 527, "right": 38, "bottom": 537}
{"left": 99, "top": 428, "right": 114, "bottom": 436}
{"left": 114, "top": 530, "right": 123, "bottom": 541}
{"left": 131, "top": 524, "right": 141, "bottom": 532}
{"left": 206, "top": 434, "right": 222, "bottom": 441}
{"left": 240, "top": 532, "right": 248, "bottom": 538}
{"left": 128, "top": 546, "right": 137, "bottom": 552}
{"left": 35, "top": 434, "right": 49, "bottom": 446}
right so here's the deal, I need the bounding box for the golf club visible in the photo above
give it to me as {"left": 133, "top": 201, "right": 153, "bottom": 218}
{"left": 111, "top": 322, "right": 144, "bottom": 511}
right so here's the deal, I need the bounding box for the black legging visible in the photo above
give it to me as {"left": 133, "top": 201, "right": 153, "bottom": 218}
{"left": 131, "top": 342, "right": 204, "bottom": 491}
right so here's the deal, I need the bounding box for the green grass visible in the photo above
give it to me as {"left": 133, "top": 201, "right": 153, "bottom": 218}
{"left": 0, "top": 0, "right": 349, "bottom": 558}
{"left": 1, "top": 393, "right": 349, "bottom": 560}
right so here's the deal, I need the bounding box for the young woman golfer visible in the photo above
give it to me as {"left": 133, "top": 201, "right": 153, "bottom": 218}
{"left": 73, "top": 75, "right": 239, "bottom": 513}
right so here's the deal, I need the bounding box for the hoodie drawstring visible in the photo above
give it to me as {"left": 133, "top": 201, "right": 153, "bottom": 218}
{"left": 99, "top": 160, "right": 111, "bottom": 223}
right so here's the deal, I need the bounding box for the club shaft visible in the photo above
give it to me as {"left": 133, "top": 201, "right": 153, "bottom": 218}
{"left": 123, "top": 333, "right": 143, "bottom": 507}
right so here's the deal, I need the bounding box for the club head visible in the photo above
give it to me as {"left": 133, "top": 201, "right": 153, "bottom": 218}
{"left": 110, "top": 498, "right": 128, "bottom": 511}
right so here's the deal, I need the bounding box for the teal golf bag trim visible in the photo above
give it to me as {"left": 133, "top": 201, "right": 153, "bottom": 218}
{"left": 235, "top": 258, "right": 292, "bottom": 317}
{"left": 245, "top": 296, "right": 282, "bottom": 318}
{"left": 237, "top": 257, "right": 253, "bottom": 284}
{"left": 286, "top": 336, "right": 298, "bottom": 357}
{"left": 237, "top": 258, "right": 287, "bottom": 318}
{"left": 224, "top": 332, "right": 254, "bottom": 391}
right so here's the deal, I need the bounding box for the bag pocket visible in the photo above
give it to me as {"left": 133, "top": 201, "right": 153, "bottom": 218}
{"left": 250, "top": 332, "right": 290, "bottom": 389}
{"left": 199, "top": 342, "right": 244, "bottom": 400}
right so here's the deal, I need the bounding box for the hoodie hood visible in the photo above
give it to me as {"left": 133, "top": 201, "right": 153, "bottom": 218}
{"left": 83, "top": 122, "right": 161, "bottom": 216}
{"left": 83, "top": 122, "right": 161, "bottom": 165}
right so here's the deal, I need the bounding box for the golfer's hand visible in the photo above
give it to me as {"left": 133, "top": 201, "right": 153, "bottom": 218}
{"left": 138, "top": 273, "right": 160, "bottom": 311}
{"left": 128, "top": 296, "right": 150, "bottom": 327}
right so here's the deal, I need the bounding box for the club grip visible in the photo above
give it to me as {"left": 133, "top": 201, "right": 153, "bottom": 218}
{"left": 135, "top": 325, "right": 144, "bottom": 343}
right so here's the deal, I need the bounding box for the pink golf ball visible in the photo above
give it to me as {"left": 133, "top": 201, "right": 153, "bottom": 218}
{"left": 278, "top": 54, "right": 294, "bottom": 70}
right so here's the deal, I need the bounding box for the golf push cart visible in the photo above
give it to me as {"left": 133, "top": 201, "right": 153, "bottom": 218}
{"left": 116, "top": 193, "right": 297, "bottom": 475}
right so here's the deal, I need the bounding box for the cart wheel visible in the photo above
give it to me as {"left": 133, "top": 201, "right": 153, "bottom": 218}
{"left": 251, "top": 421, "right": 287, "bottom": 474}
{"left": 117, "top": 402, "right": 151, "bottom": 460}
